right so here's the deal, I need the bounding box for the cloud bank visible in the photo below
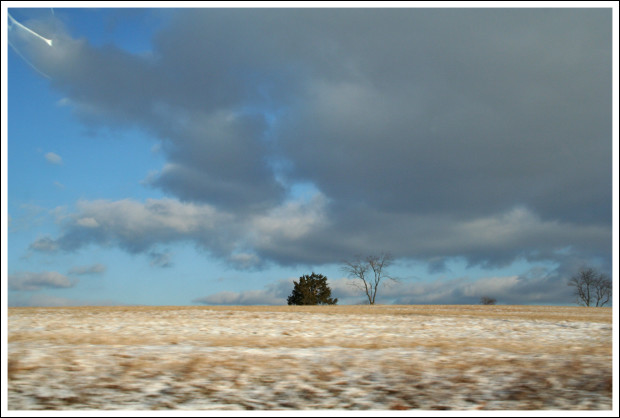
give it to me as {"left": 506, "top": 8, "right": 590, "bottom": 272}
{"left": 192, "top": 267, "right": 578, "bottom": 307}
{"left": 11, "top": 8, "right": 612, "bottom": 274}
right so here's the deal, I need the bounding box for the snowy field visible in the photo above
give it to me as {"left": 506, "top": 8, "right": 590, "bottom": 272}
{"left": 7, "top": 305, "right": 613, "bottom": 410}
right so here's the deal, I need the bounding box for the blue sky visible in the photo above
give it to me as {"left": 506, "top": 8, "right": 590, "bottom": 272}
{"left": 3, "top": 5, "right": 617, "bottom": 307}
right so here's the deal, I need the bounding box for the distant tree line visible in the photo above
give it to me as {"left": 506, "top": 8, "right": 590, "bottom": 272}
{"left": 287, "top": 252, "right": 397, "bottom": 306}
{"left": 286, "top": 259, "right": 612, "bottom": 307}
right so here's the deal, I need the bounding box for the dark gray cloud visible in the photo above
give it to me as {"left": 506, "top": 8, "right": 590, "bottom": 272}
{"left": 149, "top": 110, "right": 284, "bottom": 211}
{"left": 251, "top": 204, "right": 611, "bottom": 269}
{"left": 11, "top": 8, "right": 612, "bottom": 275}
{"left": 277, "top": 9, "right": 611, "bottom": 225}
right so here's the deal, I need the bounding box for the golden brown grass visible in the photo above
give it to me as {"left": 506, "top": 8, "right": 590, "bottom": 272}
{"left": 8, "top": 302, "right": 612, "bottom": 411}
{"left": 8, "top": 304, "right": 612, "bottom": 321}
{"left": 8, "top": 305, "right": 610, "bottom": 358}
{"left": 6, "top": 331, "right": 610, "bottom": 358}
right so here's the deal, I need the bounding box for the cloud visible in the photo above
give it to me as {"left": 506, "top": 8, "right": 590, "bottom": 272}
{"left": 75, "top": 217, "right": 99, "bottom": 228}
{"left": 193, "top": 279, "right": 294, "bottom": 306}
{"left": 29, "top": 198, "right": 233, "bottom": 254}
{"left": 8, "top": 204, "right": 52, "bottom": 233}
{"left": 381, "top": 267, "right": 577, "bottom": 306}
{"left": 193, "top": 290, "right": 283, "bottom": 306}
{"left": 11, "top": 9, "right": 612, "bottom": 273}
{"left": 145, "top": 111, "right": 285, "bottom": 211}
{"left": 29, "top": 236, "right": 59, "bottom": 252}
{"left": 191, "top": 270, "right": 577, "bottom": 306}
{"left": 324, "top": 264, "right": 579, "bottom": 305}
{"left": 193, "top": 277, "right": 365, "bottom": 306}
{"left": 68, "top": 263, "right": 107, "bottom": 275}
{"left": 28, "top": 195, "right": 610, "bottom": 279}
{"left": 8, "top": 293, "right": 120, "bottom": 307}
{"left": 249, "top": 204, "right": 611, "bottom": 269}
{"left": 148, "top": 251, "right": 173, "bottom": 268}
{"left": 28, "top": 195, "right": 330, "bottom": 267}
{"left": 44, "top": 152, "right": 62, "bottom": 165}
{"left": 8, "top": 271, "right": 76, "bottom": 291}
{"left": 228, "top": 252, "right": 263, "bottom": 270}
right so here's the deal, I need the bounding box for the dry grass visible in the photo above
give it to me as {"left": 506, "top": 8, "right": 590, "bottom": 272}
{"left": 7, "top": 304, "right": 613, "bottom": 410}
{"left": 6, "top": 332, "right": 611, "bottom": 359}
{"left": 9, "top": 304, "right": 611, "bottom": 322}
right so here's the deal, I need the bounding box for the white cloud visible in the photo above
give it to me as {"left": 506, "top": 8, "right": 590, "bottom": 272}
{"left": 250, "top": 193, "right": 328, "bottom": 246}
{"left": 59, "top": 198, "right": 233, "bottom": 253}
{"left": 44, "top": 152, "right": 63, "bottom": 165}
{"left": 29, "top": 195, "right": 331, "bottom": 265}
{"left": 76, "top": 217, "right": 99, "bottom": 228}
{"left": 228, "top": 252, "right": 262, "bottom": 269}
{"left": 56, "top": 97, "right": 72, "bottom": 107}
{"left": 460, "top": 276, "right": 521, "bottom": 299}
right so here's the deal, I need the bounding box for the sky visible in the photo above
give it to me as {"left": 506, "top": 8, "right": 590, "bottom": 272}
{"left": 3, "top": 4, "right": 618, "bottom": 307}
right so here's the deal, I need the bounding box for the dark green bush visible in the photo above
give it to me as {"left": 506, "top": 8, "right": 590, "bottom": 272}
{"left": 287, "top": 273, "right": 338, "bottom": 305}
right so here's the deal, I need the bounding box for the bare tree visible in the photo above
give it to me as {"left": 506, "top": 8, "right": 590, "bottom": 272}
{"left": 341, "top": 252, "right": 397, "bottom": 305}
{"left": 568, "top": 267, "right": 612, "bottom": 307}
{"left": 480, "top": 296, "right": 497, "bottom": 305}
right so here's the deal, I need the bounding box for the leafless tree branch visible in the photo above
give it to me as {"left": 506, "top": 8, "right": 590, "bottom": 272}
{"left": 341, "top": 252, "right": 396, "bottom": 305}
{"left": 568, "top": 267, "right": 612, "bottom": 307}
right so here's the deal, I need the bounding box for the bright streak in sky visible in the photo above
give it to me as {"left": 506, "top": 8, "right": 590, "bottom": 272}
{"left": 8, "top": 13, "right": 53, "bottom": 46}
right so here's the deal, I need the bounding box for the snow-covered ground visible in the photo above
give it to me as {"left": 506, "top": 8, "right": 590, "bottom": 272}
{"left": 7, "top": 305, "right": 613, "bottom": 410}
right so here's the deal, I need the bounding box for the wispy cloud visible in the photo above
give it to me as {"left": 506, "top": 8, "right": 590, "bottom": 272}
{"left": 193, "top": 279, "right": 294, "bottom": 306}
{"left": 193, "top": 268, "right": 578, "bottom": 307}
{"left": 9, "top": 271, "right": 76, "bottom": 291}
{"left": 148, "top": 251, "right": 173, "bottom": 268}
{"left": 380, "top": 268, "right": 576, "bottom": 306}
{"left": 29, "top": 236, "right": 59, "bottom": 252}
{"left": 68, "top": 263, "right": 107, "bottom": 276}
{"left": 8, "top": 293, "right": 120, "bottom": 307}
{"left": 44, "top": 152, "right": 62, "bottom": 165}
